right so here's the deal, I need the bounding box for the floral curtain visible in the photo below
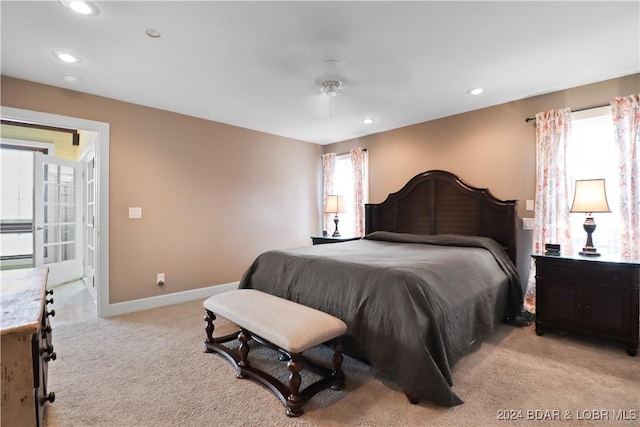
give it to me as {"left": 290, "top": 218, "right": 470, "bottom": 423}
{"left": 350, "top": 147, "right": 367, "bottom": 237}
{"left": 321, "top": 153, "right": 336, "bottom": 235}
{"left": 524, "top": 108, "right": 574, "bottom": 313}
{"left": 611, "top": 95, "right": 640, "bottom": 261}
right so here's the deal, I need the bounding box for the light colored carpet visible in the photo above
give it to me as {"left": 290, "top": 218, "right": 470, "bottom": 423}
{"left": 45, "top": 298, "right": 639, "bottom": 427}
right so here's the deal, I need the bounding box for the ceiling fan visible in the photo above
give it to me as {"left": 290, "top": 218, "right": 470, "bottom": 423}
{"left": 309, "top": 58, "right": 412, "bottom": 120}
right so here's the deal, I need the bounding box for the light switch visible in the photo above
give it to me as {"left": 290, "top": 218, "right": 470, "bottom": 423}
{"left": 128, "top": 207, "right": 142, "bottom": 219}
{"left": 525, "top": 200, "right": 535, "bottom": 211}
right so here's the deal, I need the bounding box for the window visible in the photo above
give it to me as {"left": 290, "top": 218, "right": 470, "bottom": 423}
{"left": 1, "top": 146, "right": 35, "bottom": 260}
{"left": 323, "top": 149, "right": 368, "bottom": 238}
{"left": 333, "top": 154, "right": 356, "bottom": 237}
{"left": 568, "top": 107, "right": 619, "bottom": 256}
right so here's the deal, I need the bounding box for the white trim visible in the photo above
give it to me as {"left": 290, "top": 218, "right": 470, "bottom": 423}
{"left": 102, "top": 282, "right": 239, "bottom": 317}
{"left": 0, "top": 137, "right": 57, "bottom": 156}
{"left": 1, "top": 106, "right": 110, "bottom": 318}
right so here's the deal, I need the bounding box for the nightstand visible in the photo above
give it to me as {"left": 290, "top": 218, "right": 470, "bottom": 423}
{"left": 310, "top": 236, "right": 361, "bottom": 245}
{"left": 532, "top": 254, "right": 639, "bottom": 356}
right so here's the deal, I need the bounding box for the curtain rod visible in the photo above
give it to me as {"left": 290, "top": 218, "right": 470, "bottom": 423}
{"left": 1, "top": 119, "right": 80, "bottom": 145}
{"left": 321, "top": 148, "right": 367, "bottom": 158}
{"left": 524, "top": 103, "right": 610, "bottom": 123}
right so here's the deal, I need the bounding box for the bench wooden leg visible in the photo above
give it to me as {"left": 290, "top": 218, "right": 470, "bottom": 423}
{"left": 204, "top": 310, "right": 216, "bottom": 346}
{"left": 331, "top": 347, "right": 345, "bottom": 391}
{"left": 286, "top": 355, "right": 303, "bottom": 417}
{"left": 237, "top": 329, "right": 250, "bottom": 379}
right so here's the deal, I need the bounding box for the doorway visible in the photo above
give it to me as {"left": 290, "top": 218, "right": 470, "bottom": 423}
{"left": 1, "top": 140, "right": 83, "bottom": 286}
{"left": 1, "top": 107, "right": 110, "bottom": 317}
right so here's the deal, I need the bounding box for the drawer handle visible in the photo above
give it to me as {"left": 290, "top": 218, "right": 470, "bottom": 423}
{"left": 45, "top": 351, "right": 57, "bottom": 362}
{"left": 40, "top": 392, "right": 55, "bottom": 404}
{"left": 46, "top": 289, "right": 54, "bottom": 296}
{"left": 40, "top": 344, "right": 54, "bottom": 356}
{"left": 47, "top": 309, "right": 56, "bottom": 317}
{"left": 46, "top": 297, "right": 54, "bottom": 305}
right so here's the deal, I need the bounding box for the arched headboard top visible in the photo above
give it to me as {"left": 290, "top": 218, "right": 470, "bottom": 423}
{"left": 365, "top": 170, "right": 517, "bottom": 263}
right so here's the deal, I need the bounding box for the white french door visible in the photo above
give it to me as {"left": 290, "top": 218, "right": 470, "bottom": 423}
{"left": 33, "top": 152, "right": 83, "bottom": 286}
{"left": 83, "top": 149, "right": 97, "bottom": 299}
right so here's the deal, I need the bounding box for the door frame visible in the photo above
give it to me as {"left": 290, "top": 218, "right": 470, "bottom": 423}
{"left": 1, "top": 106, "right": 111, "bottom": 317}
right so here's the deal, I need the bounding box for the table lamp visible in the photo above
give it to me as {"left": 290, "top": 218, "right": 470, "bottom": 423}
{"left": 324, "top": 195, "right": 346, "bottom": 237}
{"left": 570, "top": 179, "right": 611, "bottom": 257}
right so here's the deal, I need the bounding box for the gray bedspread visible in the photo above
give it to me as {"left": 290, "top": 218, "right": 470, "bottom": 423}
{"left": 238, "top": 231, "right": 523, "bottom": 406}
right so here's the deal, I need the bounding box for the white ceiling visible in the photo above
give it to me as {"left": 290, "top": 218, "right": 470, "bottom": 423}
{"left": 1, "top": 1, "right": 638, "bottom": 144}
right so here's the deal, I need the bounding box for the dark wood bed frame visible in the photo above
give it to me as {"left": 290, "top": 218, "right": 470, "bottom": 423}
{"left": 365, "top": 170, "right": 518, "bottom": 264}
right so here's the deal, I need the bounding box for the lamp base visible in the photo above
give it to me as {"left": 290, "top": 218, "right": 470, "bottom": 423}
{"left": 332, "top": 215, "right": 341, "bottom": 237}
{"left": 579, "top": 247, "right": 601, "bottom": 257}
{"left": 579, "top": 216, "right": 600, "bottom": 256}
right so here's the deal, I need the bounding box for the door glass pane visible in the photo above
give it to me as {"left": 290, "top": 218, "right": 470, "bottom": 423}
{"left": 61, "top": 243, "right": 74, "bottom": 261}
{"left": 60, "top": 224, "right": 74, "bottom": 242}
{"left": 43, "top": 244, "right": 59, "bottom": 263}
{"left": 61, "top": 205, "right": 75, "bottom": 222}
{"left": 44, "top": 164, "right": 58, "bottom": 183}
{"left": 60, "top": 166, "right": 74, "bottom": 185}
{"left": 43, "top": 225, "right": 59, "bottom": 244}
{"left": 60, "top": 186, "right": 75, "bottom": 204}
{"left": 44, "top": 183, "right": 58, "bottom": 204}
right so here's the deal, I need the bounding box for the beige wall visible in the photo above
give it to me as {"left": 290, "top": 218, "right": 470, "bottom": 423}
{"left": 324, "top": 74, "right": 640, "bottom": 282}
{"left": 3, "top": 74, "right": 638, "bottom": 301}
{"left": 1, "top": 76, "right": 322, "bottom": 303}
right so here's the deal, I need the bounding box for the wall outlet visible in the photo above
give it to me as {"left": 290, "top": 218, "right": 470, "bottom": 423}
{"left": 156, "top": 273, "right": 165, "bottom": 286}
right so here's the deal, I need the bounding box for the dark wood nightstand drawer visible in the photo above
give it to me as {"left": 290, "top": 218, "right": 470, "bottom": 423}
{"left": 536, "top": 259, "right": 636, "bottom": 288}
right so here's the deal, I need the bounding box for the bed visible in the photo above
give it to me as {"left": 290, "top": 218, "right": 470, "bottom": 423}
{"left": 238, "top": 170, "right": 523, "bottom": 407}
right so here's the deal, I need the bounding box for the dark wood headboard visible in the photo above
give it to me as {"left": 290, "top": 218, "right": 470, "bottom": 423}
{"left": 365, "top": 170, "right": 518, "bottom": 263}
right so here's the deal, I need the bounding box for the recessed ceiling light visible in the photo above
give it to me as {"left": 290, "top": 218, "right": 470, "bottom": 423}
{"left": 467, "top": 87, "right": 484, "bottom": 96}
{"left": 53, "top": 51, "right": 82, "bottom": 63}
{"left": 363, "top": 118, "right": 375, "bottom": 125}
{"left": 60, "top": 0, "right": 100, "bottom": 16}
{"left": 145, "top": 29, "right": 162, "bottom": 39}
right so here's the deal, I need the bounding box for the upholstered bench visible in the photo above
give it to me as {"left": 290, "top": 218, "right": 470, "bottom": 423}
{"left": 203, "top": 289, "right": 347, "bottom": 417}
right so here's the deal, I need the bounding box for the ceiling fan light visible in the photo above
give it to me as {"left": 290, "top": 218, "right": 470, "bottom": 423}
{"left": 321, "top": 80, "right": 342, "bottom": 97}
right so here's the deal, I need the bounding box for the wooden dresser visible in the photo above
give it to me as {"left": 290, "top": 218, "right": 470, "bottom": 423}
{"left": 1, "top": 268, "right": 56, "bottom": 426}
{"left": 532, "top": 254, "right": 640, "bottom": 356}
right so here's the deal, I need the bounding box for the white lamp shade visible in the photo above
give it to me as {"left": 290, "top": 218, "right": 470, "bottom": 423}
{"left": 570, "top": 179, "right": 611, "bottom": 213}
{"left": 324, "top": 195, "right": 347, "bottom": 214}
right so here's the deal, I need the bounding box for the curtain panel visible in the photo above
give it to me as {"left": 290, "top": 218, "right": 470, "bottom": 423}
{"left": 350, "top": 147, "right": 367, "bottom": 237}
{"left": 524, "top": 108, "right": 574, "bottom": 313}
{"left": 611, "top": 95, "right": 640, "bottom": 261}
{"left": 321, "top": 153, "right": 336, "bottom": 235}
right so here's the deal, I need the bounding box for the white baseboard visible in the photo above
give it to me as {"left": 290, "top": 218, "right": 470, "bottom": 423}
{"left": 100, "top": 282, "right": 239, "bottom": 318}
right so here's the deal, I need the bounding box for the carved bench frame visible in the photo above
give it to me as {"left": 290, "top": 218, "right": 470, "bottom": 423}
{"left": 204, "top": 310, "right": 345, "bottom": 417}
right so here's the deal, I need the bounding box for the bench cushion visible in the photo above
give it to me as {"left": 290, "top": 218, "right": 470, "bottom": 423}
{"left": 204, "top": 289, "right": 347, "bottom": 353}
